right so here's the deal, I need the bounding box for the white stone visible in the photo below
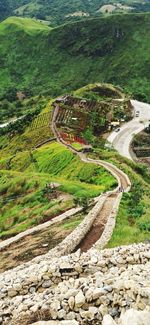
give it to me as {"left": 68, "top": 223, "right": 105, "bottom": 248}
{"left": 61, "top": 321, "right": 79, "bottom": 325}
{"left": 7, "top": 289, "right": 17, "bottom": 297}
{"left": 64, "top": 289, "right": 78, "bottom": 299}
{"left": 68, "top": 296, "right": 75, "bottom": 310}
{"left": 57, "top": 308, "right": 66, "bottom": 319}
{"left": 89, "top": 306, "right": 99, "bottom": 319}
{"left": 93, "top": 288, "right": 106, "bottom": 300}
{"left": 30, "top": 304, "right": 39, "bottom": 313}
{"left": 50, "top": 300, "right": 61, "bottom": 311}
{"left": 102, "top": 314, "right": 117, "bottom": 325}
{"left": 119, "top": 309, "right": 150, "bottom": 325}
{"left": 75, "top": 291, "right": 85, "bottom": 308}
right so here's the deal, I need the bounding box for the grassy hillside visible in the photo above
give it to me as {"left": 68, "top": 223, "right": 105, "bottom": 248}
{"left": 0, "top": 142, "right": 116, "bottom": 238}
{"left": 0, "top": 16, "right": 51, "bottom": 33}
{"left": 89, "top": 148, "right": 150, "bottom": 246}
{"left": 1, "top": 0, "right": 150, "bottom": 24}
{"left": 0, "top": 13, "right": 150, "bottom": 104}
{"left": 0, "top": 82, "right": 149, "bottom": 245}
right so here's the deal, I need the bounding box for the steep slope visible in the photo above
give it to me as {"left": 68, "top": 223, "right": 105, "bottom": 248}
{"left": 0, "top": 0, "right": 31, "bottom": 21}
{"left": 1, "top": 0, "right": 150, "bottom": 24}
{"left": 0, "top": 14, "right": 150, "bottom": 101}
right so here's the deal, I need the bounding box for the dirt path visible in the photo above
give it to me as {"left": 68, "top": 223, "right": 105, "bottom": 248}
{"left": 0, "top": 105, "right": 130, "bottom": 268}
{"left": 75, "top": 194, "right": 117, "bottom": 252}
{"left": 52, "top": 104, "right": 130, "bottom": 251}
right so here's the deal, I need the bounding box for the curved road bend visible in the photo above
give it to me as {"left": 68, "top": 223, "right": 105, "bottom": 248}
{"left": 52, "top": 104, "right": 131, "bottom": 252}
{"left": 107, "top": 100, "right": 150, "bottom": 160}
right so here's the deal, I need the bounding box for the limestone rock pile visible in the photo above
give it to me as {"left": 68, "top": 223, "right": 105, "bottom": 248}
{"left": 0, "top": 243, "right": 149, "bottom": 324}
{"left": 0, "top": 243, "right": 149, "bottom": 300}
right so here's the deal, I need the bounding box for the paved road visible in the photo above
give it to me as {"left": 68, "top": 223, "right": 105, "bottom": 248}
{"left": 107, "top": 100, "right": 150, "bottom": 160}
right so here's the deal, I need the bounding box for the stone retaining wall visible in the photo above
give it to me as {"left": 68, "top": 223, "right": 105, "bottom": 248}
{"left": 0, "top": 207, "right": 82, "bottom": 251}
{"left": 92, "top": 193, "right": 122, "bottom": 250}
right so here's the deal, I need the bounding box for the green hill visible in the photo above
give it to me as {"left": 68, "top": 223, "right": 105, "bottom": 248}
{"left": 0, "top": 82, "right": 150, "bottom": 245}
{"left": 0, "top": 13, "right": 150, "bottom": 102}
{"left": 1, "top": 0, "right": 150, "bottom": 24}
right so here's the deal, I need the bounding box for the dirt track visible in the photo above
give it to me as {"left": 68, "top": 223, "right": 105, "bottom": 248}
{"left": 75, "top": 194, "right": 117, "bottom": 252}
{"left": 52, "top": 104, "right": 130, "bottom": 251}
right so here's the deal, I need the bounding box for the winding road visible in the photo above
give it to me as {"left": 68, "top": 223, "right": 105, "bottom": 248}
{"left": 107, "top": 100, "right": 150, "bottom": 160}
{"left": 52, "top": 104, "right": 131, "bottom": 252}
{"left": 2, "top": 99, "right": 148, "bottom": 253}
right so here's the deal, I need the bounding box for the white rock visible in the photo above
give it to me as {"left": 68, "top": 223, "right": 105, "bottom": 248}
{"left": 61, "top": 321, "right": 79, "bottom": 325}
{"left": 85, "top": 288, "right": 93, "bottom": 302}
{"left": 89, "top": 306, "right": 98, "bottom": 314}
{"left": 93, "top": 288, "right": 106, "bottom": 300}
{"left": 50, "top": 300, "right": 61, "bottom": 311}
{"left": 68, "top": 296, "right": 75, "bottom": 310}
{"left": 64, "top": 289, "right": 78, "bottom": 299}
{"left": 66, "top": 312, "right": 76, "bottom": 320}
{"left": 30, "top": 304, "right": 39, "bottom": 313}
{"left": 75, "top": 291, "right": 85, "bottom": 308}
{"left": 57, "top": 308, "right": 66, "bottom": 319}
{"left": 119, "top": 309, "right": 150, "bottom": 325}
{"left": 102, "top": 314, "right": 117, "bottom": 325}
{"left": 30, "top": 320, "right": 61, "bottom": 325}
{"left": 7, "top": 289, "right": 17, "bottom": 297}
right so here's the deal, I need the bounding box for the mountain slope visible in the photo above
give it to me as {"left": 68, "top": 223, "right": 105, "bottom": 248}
{"left": 0, "top": 13, "right": 150, "bottom": 101}
{"left": 0, "top": 0, "right": 31, "bottom": 21}
{"left": 1, "top": 0, "right": 150, "bottom": 24}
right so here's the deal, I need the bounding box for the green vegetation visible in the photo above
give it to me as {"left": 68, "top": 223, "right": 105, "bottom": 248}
{"left": 0, "top": 13, "right": 150, "bottom": 107}
{"left": 0, "top": 99, "right": 53, "bottom": 153}
{"left": 0, "top": 142, "right": 116, "bottom": 239}
{"left": 0, "top": 76, "right": 149, "bottom": 247}
{"left": 90, "top": 148, "right": 150, "bottom": 246}
{"left": 132, "top": 130, "right": 150, "bottom": 148}
{"left": 131, "top": 129, "right": 150, "bottom": 158}
{"left": 1, "top": 0, "right": 150, "bottom": 25}
{"left": 0, "top": 16, "right": 50, "bottom": 32}
{"left": 74, "top": 83, "right": 124, "bottom": 100}
{"left": 61, "top": 213, "right": 85, "bottom": 231}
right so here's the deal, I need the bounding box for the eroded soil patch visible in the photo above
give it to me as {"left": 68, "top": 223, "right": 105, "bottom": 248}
{"left": 0, "top": 212, "right": 84, "bottom": 273}
{"left": 76, "top": 195, "right": 117, "bottom": 252}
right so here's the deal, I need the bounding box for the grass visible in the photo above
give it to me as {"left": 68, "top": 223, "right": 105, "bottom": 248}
{"left": 108, "top": 193, "right": 150, "bottom": 247}
{"left": 71, "top": 142, "right": 83, "bottom": 151}
{"left": 61, "top": 213, "right": 85, "bottom": 230}
{"left": 0, "top": 17, "right": 51, "bottom": 35}
{"left": 89, "top": 148, "right": 150, "bottom": 246}
{"left": 0, "top": 13, "right": 150, "bottom": 104}
{"left": 74, "top": 83, "right": 124, "bottom": 100}
{"left": 0, "top": 99, "right": 53, "bottom": 154}
{"left": 0, "top": 142, "right": 116, "bottom": 239}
